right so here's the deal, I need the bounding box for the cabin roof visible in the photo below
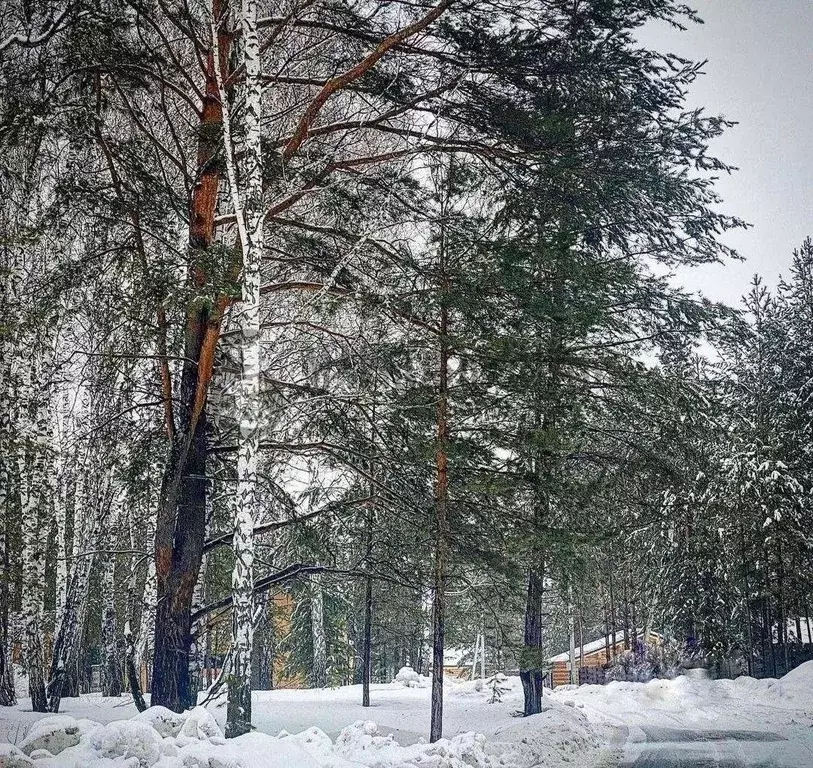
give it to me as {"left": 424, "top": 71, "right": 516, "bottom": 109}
{"left": 548, "top": 631, "right": 661, "bottom": 663}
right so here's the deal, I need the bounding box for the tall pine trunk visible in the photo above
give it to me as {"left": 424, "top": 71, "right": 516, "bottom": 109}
{"left": 520, "top": 250, "right": 564, "bottom": 716}
{"left": 520, "top": 558, "right": 545, "bottom": 714}
{"left": 151, "top": 0, "right": 233, "bottom": 713}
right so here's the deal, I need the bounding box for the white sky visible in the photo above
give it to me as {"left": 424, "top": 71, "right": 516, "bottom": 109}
{"left": 642, "top": 0, "right": 813, "bottom": 308}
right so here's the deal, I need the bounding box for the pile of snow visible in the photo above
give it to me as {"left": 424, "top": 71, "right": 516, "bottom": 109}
{"left": 552, "top": 660, "right": 813, "bottom": 732}
{"left": 1, "top": 700, "right": 615, "bottom": 768}
{"left": 393, "top": 666, "right": 425, "bottom": 688}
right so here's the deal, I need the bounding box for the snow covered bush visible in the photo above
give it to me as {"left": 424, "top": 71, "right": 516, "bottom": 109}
{"left": 606, "top": 640, "right": 682, "bottom": 682}
{"left": 394, "top": 666, "right": 425, "bottom": 687}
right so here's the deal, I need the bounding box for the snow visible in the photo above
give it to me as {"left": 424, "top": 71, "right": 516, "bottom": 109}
{"left": 552, "top": 662, "right": 813, "bottom": 765}
{"left": 441, "top": 648, "right": 472, "bottom": 667}
{"left": 18, "top": 716, "right": 82, "bottom": 755}
{"left": 548, "top": 635, "right": 611, "bottom": 663}
{"left": 0, "top": 743, "right": 35, "bottom": 768}
{"left": 0, "top": 677, "right": 615, "bottom": 768}
{"left": 5, "top": 664, "right": 813, "bottom": 767}
{"left": 393, "top": 667, "right": 423, "bottom": 687}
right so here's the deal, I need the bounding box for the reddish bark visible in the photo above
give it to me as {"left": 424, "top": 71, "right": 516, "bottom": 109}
{"left": 151, "top": 0, "right": 234, "bottom": 712}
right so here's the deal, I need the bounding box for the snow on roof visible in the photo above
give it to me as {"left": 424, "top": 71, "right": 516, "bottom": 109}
{"left": 443, "top": 647, "right": 474, "bottom": 667}
{"left": 548, "top": 631, "right": 659, "bottom": 663}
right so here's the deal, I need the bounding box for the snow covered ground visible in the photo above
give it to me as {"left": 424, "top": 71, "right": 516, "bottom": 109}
{"left": 3, "top": 664, "right": 813, "bottom": 767}
{"left": 555, "top": 664, "right": 813, "bottom": 766}
{"left": 0, "top": 673, "right": 616, "bottom": 768}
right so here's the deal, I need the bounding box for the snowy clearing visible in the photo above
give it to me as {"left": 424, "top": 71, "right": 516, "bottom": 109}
{"left": 5, "top": 664, "right": 813, "bottom": 766}
{"left": 0, "top": 673, "right": 616, "bottom": 768}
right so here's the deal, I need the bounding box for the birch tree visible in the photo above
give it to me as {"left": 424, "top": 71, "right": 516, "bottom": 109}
{"left": 218, "top": 0, "right": 264, "bottom": 735}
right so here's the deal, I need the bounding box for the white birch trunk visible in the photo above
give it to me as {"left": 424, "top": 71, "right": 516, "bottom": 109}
{"left": 53, "top": 396, "right": 71, "bottom": 633}
{"left": 0, "top": 485, "right": 14, "bottom": 706}
{"left": 47, "top": 468, "right": 106, "bottom": 711}
{"left": 122, "top": 500, "right": 147, "bottom": 709}
{"left": 189, "top": 554, "right": 207, "bottom": 703}
{"left": 101, "top": 526, "right": 122, "bottom": 697}
{"left": 0, "top": 316, "right": 16, "bottom": 706}
{"left": 19, "top": 355, "right": 48, "bottom": 711}
{"left": 136, "top": 558, "right": 157, "bottom": 680}
{"left": 219, "top": 0, "right": 263, "bottom": 738}
{"left": 135, "top": 491, "right": 158, "bottom": 683}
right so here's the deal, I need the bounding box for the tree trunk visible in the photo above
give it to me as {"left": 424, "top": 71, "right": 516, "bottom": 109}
{"left": 124, "top": 623, "right": 148, "bottom": 713}
{"left": 151, "top": 4, "right": 233, "bottom": 706}
{"left": 224, "top": 0, "right": 263, "bottom": 734}
{"left": 630, "top": 577, "right": 638, "bottom": 654}
{"left": 0, "top": 481, "right": 15, "bottom": 706}
{"left": 362, "top": 379, "right": 377, "bottom": 707}
{"left": 53, "top": 415, "right": 69, "bottom": 636}
{"left": 19, "top": 358, "right": 48, "bottom": 712}
{"left": 101, "top": 543, "right": 122, "bottom": 697}
{"left": 124, "top": 500, "right": 149, "bottom": 708}
{"left": 430, "top": 213, "right": 451, "bottom": 743}
{"left": 189, "top": 564, "right": 206, "bottom": 704}
{"left": 48, "top": 473, "right": 106, "bottom": 712}
{"left": 136, "top": 555, "right": 156, "bottom": 688}
{"left": 310, "top": 573, "right": 328, "bottom": 688}
{"left": 362, "top": 573, "right": 373, "bottom": 707}
{"left": 0, "top": 252, "right": 16, "bottom": 707}
{"left": 520, "top": 559, "right": 545, "bottom": 715}
{"left": 521, "top": 253, "right": 564, "bottom": 713}
{"left": 623, "top": 577, "right": 631, "bottom": 651}
{"left": 609, "top": 573, "right": 617, "bottom": 657}
{"left": 152, "top": 360, "right": 211, "bottom": 712}
{"left": 568, "top": 585, "right": 577, "bottom": 685}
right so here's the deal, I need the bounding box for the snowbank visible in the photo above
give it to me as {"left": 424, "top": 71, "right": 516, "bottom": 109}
{"left": 0, "top": 673, "right": 626, "bottom": 768}
{"left": 552, "top": 660, "right": 813, "bottom": 734}
{"left": 1, "top": 702, "right": 613, "bottom": 768}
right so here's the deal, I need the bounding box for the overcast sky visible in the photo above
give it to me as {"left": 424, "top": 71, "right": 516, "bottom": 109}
{"left": 642, "top": 0, "right": 813, "bottom": 308}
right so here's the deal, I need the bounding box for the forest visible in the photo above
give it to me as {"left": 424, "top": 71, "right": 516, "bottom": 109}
{"left": 1, "top": 0, "right": 812, "bottom": 755}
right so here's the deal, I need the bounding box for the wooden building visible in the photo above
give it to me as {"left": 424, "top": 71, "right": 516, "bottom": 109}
{"left": 548, "top": 630, "right": 661, "bottom": 687}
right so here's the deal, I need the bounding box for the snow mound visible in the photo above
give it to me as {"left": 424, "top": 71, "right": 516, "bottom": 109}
{"left": 11, "top": 706, "right": 592, "bottom": 768}
{"left": 18, "top": 716, "right": 81, "bottom": 756}
{"left": 131, "top": 708, "right": 184, "bottom": 739}
{"left": 393, "top": 667, "right": 424, "bottom": 688}
{"left": 780, "top": 659, "right": 813, "bottom": 688}
{"left": 0, "top": 743, "right": 35, "bottom": 768}
{"left": 88, "top": 719, "right": 164, "bottom": 765}
{"left": 334, "top": 720, "right": 494, "bottom": 767}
